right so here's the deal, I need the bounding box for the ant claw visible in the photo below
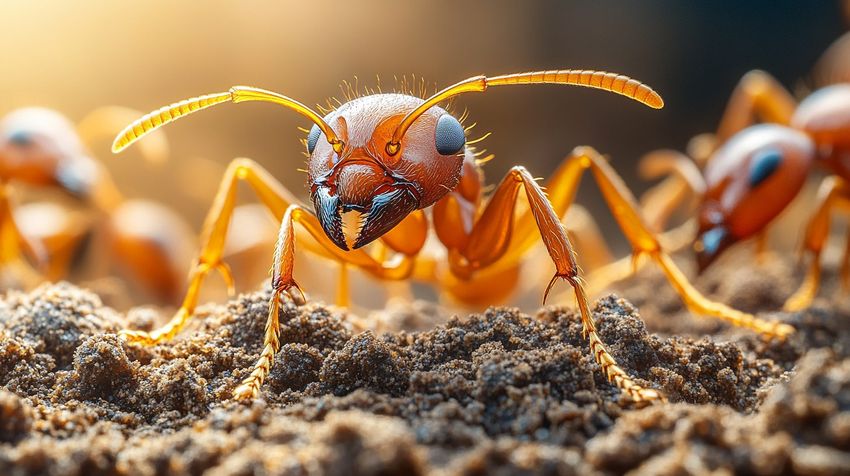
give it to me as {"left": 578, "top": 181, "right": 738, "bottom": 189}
{"left": 232, "top": 383, "right": 257, "bottom": 402}
{"left": 543, "top": 274, "right": 567, "bottom": 305}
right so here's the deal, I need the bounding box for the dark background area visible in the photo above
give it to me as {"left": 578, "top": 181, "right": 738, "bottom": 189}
{"left": 0, "top": 0, "right": 845, "bottom": 253}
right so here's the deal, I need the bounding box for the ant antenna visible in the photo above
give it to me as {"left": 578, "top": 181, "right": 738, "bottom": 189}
{"left": 386, "top": 69, "right": 664, "bottom": 155}
{"left": 112, "top": 86, "right": 344, "bottom": 154}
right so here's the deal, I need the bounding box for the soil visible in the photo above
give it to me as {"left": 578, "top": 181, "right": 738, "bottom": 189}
{"left": 0, "top": 247, "right": 848, "bottom": 475}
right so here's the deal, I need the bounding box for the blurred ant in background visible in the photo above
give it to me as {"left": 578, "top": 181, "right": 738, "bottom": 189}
{"left": 629, "top": 26, "right": 850, "bottom": 311}
{"left": 0, "top": 106, "right": 195, "bottom": 304}
{"left": 812, "top": 0, "right": 850, "bottom": 87}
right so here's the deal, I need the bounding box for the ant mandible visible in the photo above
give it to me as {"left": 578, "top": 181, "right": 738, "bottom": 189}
{"left": 0, "top": 107, "right": 193, "bottom": 302}
{"left": 112, "top": 69, "right": 792, "bottom": 404}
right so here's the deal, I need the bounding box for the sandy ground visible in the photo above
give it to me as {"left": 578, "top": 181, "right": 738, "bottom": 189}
{"left": 0, "top": 248, "right": 848, "bottom": 475}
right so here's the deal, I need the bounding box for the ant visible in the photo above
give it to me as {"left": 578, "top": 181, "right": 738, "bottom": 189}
{"left": 813, "top": 0, "right": 850, "bottom": 87}
{"left": 112, "top": 69, "right": 793, "bottom": 404}
{"left": 636, "top": 69, "right": 850, "bottom": 311}
{"left": 0, "top": 107, "right": 194, "bottom": 303}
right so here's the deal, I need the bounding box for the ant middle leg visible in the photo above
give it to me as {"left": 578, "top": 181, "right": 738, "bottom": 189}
{"left": 784, "top": 176, "right": 850, "bottom": 311}
{"left": 444, "top": 164, "right": 664, "bottom": 404}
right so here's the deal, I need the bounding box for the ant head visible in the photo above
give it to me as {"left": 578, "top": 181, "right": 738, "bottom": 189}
{"left": 694, "top": 124, "right": 814, "bottom": 271}
{"left": 0, "top": 108, "right": 86, "bottom": 186}
{"left": 306, "top": 94, "right": 466, "bottom": 250}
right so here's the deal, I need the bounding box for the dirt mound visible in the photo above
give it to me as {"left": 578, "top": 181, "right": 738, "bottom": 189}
{"left": 0, "top": 251, "right": 847, "bottom": 475}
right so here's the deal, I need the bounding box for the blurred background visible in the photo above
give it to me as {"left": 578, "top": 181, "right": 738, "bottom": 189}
{"left": 0, "top": 0, "right": 846, "bottom": 307}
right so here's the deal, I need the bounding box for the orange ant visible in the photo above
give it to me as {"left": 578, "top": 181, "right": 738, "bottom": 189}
{"left": 812, "top": 0, "right": 850, "bottom": 87}
{"left": 112, "top": 69, "right": 792, "bottom": 404}
{"left": 637, "top": 70, "right": 850, "bottom": 311}
{"left": 0, "top": 107, "right": 194, "bottom": 302}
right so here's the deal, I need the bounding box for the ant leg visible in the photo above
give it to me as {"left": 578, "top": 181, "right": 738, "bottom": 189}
{"left": 121, "top": 158, "right": 413, "bottom": 345}
{"left": 637, "top": 150, "right": 705, "bottom": 233}
{"left": 784, "top": 176, "right": 850, "bottom": 311}
{"left": 841, "top": 223, "right": 850, "bottom": 290}
{"left": 755, "top": 231, "right": 771, "bottom": 265}
{"left": 564, "top": 205, "right": 637, "bottom": 297}
{"left": 232, "top": 205, "right": 418, "bottom": 400}
{"left": 450, "top": 165, "right": 664, "bottom": 404}
{"left": 479, "top": 147, "right": 793, "bottom": 339}
{"left": 577, "top": 150, "right": 702, "bottom": 296}
{"left": 119, "top": 158, "right": 291, "bottom": 345}
{"left": 0, "top": 187, "right": 48, "bottom": 287}
{"left": 686, "top": 133, "right": 718, "bottom": 168}
{"left": 715, "top": 70, "right": 797, "bottom": 146}
{"left": 379, "top": 209, "right": 428, "bottom": 256}
{"left": 372, "top": 212, "right": 425, "bottom": 304}
{"left": 336, "top": 262, "right": 350, "bottom": 308}
{"left": 585, "top": 220, "right": 698, "bottom": 297}
{"left": 232, "top": 204, "right": 302, "bottom": 400}
{"left": 576, "top": 147, "right": 794, "bottom": 338}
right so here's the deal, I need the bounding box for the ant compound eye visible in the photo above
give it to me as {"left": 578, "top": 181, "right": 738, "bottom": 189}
{"left": 435, "top": 114, "right": 465, "bottom": 156}
{"left": 7, "top": 130, "right": 32, "bottom": 146}
{"left": 749, "top": 148, "right": 782, "bottom": 187}
{"left": 307, "top": 124, "right": 321, "bottom": 154}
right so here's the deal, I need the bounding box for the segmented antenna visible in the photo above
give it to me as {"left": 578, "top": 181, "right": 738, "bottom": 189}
{"left": 112, "top": 86, "right": 344, "bottom": 154}
{"left": 487, "top": 70, "right": 663, "bottom": 109}
{"left": 387, "top": 69, "right": 664, "bottom": 155}
{"left": 112, "top": 92, "right": 230, "bottom": 153}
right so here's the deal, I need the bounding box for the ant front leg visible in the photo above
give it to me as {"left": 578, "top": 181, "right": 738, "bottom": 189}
{"left": 715, "top": 70, "right": 797, "bottom": 146}
{"left": 784, "top": 176, "right": 850, "bottom": 311}
{"left": 231, "top": 204, "right": 421, "bottom": 400}
{"left": 233, "top": 204, "right": 303, "bottom": 400}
